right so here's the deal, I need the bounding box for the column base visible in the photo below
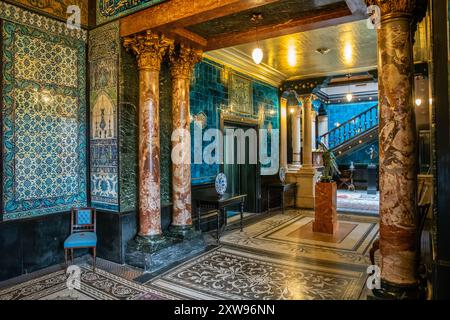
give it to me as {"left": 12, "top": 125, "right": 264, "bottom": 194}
{"left": 126, "top": 232, "right": 207, "bottom": 273}
{"left": 286, "top": 166, "right": 320, "bottom": 209}
{"left": 168, "top": 224, "right": 201, "bottom": 240}
{"left": 133, "top": 234, "right": 173, "bottom": 253}
{"left": 368, "top": 280, "right": 424, "bottom": 300}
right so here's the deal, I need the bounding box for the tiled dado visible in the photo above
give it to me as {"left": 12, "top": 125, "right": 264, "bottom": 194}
{"left": 220, "top": 211, "right": 379, "bottom": 266}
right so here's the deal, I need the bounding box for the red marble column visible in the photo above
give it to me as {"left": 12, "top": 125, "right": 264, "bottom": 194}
{"left": 367, "top": 0, "right": 427, "bottom": 294}
{"left": 124, "top": 31, "right": 174, "bottom": 239}
{"left": 169, "top": 44, "right": 202, "bottom": 233}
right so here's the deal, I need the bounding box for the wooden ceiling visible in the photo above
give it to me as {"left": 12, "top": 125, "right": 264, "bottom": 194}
{"left": 120, "top": 0, "right": 368, "bottom": 51}
{"left": 229, "top": 19, "right": 378, "bottom": 79}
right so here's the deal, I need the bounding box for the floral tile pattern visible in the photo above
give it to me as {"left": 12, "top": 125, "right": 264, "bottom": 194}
{"left": 146, "top": 247, "right": 366, "bottom": 300}
{"left": 2, "top": 17, "right": 87, "bottom": 220}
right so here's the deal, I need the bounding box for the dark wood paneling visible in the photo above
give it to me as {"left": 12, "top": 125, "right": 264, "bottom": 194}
{"left": 432, "top": 0, "right": 450, "bottom": 300}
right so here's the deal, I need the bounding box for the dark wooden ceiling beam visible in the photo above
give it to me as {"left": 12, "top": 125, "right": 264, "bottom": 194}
{"left": 168, "top": 28, "right": 208, "bottom": 48}
{"left": 120, "top": 0, "right": 282, "bottom": 37}
{"left": 205, "top": 6, "right": 358, "bottom": 51}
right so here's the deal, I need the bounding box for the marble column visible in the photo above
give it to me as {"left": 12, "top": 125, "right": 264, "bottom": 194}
{"left": 291, "top": 106, "right": 302, "bottom": 167}
{"left": 280, "top": 97, "right": 288, "bottom": 169}
{"left": 318, "top": 113, "right": 329, "bottom": 147}
{"left": 287, "top": 94, "right": 320, "bottom": 209}
{"left": 366, "top": 0, "right": 426, "bottom": 298}
{"left": 169, "top": 44, "right": 202, "bottom": 237}
{"left": 311, "top": 110, "right": 317, "bottom": 151}
{"left": 123, "top": 31, "right": 174, "bottom": 242}
{"left": 301, "top": 94, "right": 314, "bottom": 168}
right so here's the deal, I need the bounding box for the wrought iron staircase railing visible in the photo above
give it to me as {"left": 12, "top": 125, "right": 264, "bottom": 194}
{"left": 319, "top": 104, "right": 379, "bottom": 152}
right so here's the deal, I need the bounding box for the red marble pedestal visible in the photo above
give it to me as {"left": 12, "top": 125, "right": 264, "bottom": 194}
{"left": 313, "top": 182, "right": 339, "bottom": 234}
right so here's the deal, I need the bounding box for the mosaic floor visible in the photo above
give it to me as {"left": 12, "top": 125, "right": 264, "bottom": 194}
{"left": 337, "top": 190, "right": 380, "bottom": 215}
{"left": 0, "top": 210, "right": 379, "bottom": 300}
{"left": 0, "top": 264, "right": 178, "bottom": 300}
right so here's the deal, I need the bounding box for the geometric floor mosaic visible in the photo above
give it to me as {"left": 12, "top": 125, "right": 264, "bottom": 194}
{"left": 0, "top": 264, "right": 178, "bottom": 300}
{"left": 0, "top": 211, "right": 378, "bottom": 300}
{"left": 220, "top": 210, "right": 379, "bottom": 267}
{"left": 145, "top": 246, "right": 368, "bottom": 300}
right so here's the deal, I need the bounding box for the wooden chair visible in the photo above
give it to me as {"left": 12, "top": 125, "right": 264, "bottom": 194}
{"left": 64, "top": 207, "right": 97, "bottom": 271}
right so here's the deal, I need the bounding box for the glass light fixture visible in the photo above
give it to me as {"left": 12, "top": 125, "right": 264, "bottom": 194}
{"left": 252, "top": 47, "right": 263, "bottom": 64}
{"left": 415, "top": 98, "right": 422, "bottom": 106}
{"left": 346, "top": 74, "right": 353, "bottom": 102}
{"left": 289, "top": 107, "right": 295, "bottom": 114}
{"left": 346, "top": 93, "right": 353, "bottom": 102}
{"left": 288, "top": 45, "right": 297, "bottom": 67}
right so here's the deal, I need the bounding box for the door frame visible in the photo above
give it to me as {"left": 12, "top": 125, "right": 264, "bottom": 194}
{"left": 220, "top": 114, "right": 261, "bottom": 212}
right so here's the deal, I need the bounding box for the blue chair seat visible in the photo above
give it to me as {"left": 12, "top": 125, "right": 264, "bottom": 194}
{"left": 64, "top": 232, "right": 97, "bottom": 248}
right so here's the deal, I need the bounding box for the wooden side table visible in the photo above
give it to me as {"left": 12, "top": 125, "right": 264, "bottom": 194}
{"left": 193, "top": 191, "right": 247, "bottom": 241}
{"left": 267, "top": 183, "right": 297, "bottom": 214}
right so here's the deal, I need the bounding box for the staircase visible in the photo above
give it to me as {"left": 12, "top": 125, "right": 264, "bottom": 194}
{"left": 319, "top": 105, "right": 379, "bottom": 157}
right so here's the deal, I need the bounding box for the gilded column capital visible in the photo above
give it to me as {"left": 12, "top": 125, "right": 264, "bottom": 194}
{"left": 123, "top": 30, "right": 174, "bottom": 71}
{"left": 298, "top": 94, "right": 316, "bottom": 106}
{"left": 169, "top": 44, "right": 203, "bottom": 79}
{"left": 365, "top": 0, "right": 427, "bottom": 22}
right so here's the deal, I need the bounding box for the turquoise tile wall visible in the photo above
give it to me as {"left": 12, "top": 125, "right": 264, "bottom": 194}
{"left": 189, "top": 59, "right": 280, "bottom": 185}
{"left": 1, "top": 4, "right": 87, "bottom": 220}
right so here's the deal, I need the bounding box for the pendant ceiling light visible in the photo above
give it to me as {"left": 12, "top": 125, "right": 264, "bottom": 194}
{"left": 252, "top": 47, "right": 263, "bottom": 64}
{"left": 346, "top": 74, "right": 353, "bottom": 102}
{"left": 251, "top": 13, "right": 264, "bottom": 65}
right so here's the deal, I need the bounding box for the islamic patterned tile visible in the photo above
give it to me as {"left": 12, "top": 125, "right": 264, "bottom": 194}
{"left": 89, "top": 22, "right": 120, "bottom": 211}
{"left": 96, "top": 0, "right": 168, "bottom": 25}
{"left": 14, "top": 32, "right": 78, "bottom": 87}
{"left": 2, "top": 20, "right": 87, "bottom": 220}
{"left": 14, "top": 89, "right": 79, "bottom": 200}
{"left": 0, "top": 1, "right": 87, "bottom": 42}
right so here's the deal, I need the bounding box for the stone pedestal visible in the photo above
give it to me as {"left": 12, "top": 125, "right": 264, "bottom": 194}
{"left": 125, "top": 230, "right": 206, "bottom": 273}
{"left": 286, "top": 166, "right": 320, "bottom": 209}
{"left": 313, "top": 182, "right": 338, "bottom": 234}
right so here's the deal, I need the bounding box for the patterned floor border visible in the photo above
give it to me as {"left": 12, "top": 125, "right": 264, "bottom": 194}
{"left": 0, "top": 264, "right": 179, "bottom": 300}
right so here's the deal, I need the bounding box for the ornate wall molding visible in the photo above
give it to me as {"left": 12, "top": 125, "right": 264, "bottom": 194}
{"left": 3, "top": 0, "right": 89, "bottom": 26}
{"left": 204, "top": 47, "right": 287, "bottom": 87}
{"left": 123, "top": 30, "right": 174, "bottom": 71}
{"left": 0, "top": 1, "right": 87, "bottom": 42}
